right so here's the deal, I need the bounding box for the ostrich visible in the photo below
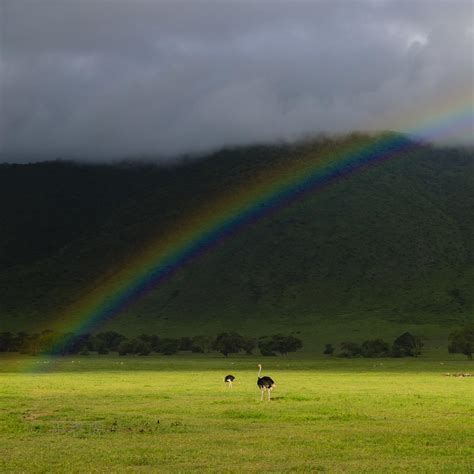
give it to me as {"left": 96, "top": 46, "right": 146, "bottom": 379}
{"left": 257, "top": 364, "right": 275, "bottom": 401}
{"left": 224, "top": 374, "right": 235, "bottom": 388}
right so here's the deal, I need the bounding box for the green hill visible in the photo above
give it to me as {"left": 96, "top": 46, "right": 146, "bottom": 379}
{"left": 1, "top": 134, "right": 473, "bottom": 349}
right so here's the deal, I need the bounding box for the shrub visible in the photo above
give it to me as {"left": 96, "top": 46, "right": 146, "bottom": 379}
{"left": 191, "top": 335, "right": 213, "bottom": 353}
{"left": 258, "top": 337, "right": 277, "bottom": 356}
{"left": 258, "top": 335, "right": 303, "bottom": 356}
{"left": 361, "top": 339, "right": 390, "bottom": 358}
{"left": 70, "top": 333, "right": 93, "bottom": 354}
{"left": 159, "top": 338, "right": 180, "bottom": 355}
{"left": 117, "top": 340, "right": 133, "bottom": 356}
{"left": 242, "top": 337, "right": 256, "bottom": 355}
{"left": 94, "top": 331, "right": 126, "bottom": 352}
{"left": 323, "top": 344, "right": 335, "bottom": 355}
{"left": 448, "top": 326, "right": 474, "bottom": 359}
{"left": 271, "top": 335, "right": 303, "bottom": 355}
{"left": 338, "top": 341, "right": 362, "bottom": 358}
{"left": 392, "top": 332, "right": 423, "bottom": 357}
{"left": 0, "top": 332, "right": 15, "bottom": 352}
{"left": 212, "top": 332, "right": 244, "bottom": 357}
{"left": 137, "top": 334, "right": 159, "bottom": 351}
{"left": 134, "top": 339, "right": 151, "bottom": 356}
{"left": 179, "top": 337, "right": 193, "bottom": 351}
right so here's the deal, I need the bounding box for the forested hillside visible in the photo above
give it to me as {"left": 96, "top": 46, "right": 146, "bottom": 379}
{"left": 1, "top": 134, "right": 473, "bottom": 347}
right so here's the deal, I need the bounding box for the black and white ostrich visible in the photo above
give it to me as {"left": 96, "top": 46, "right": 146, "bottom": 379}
{"left": 257, "top": 364, "right": 275, "bottom": 401}
{"left": 224, "top": 374, "right": 235, "bottom": 388}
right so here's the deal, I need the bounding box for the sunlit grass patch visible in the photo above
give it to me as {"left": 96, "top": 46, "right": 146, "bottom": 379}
{"left": 0, "top": 354, "right": 472, "bottom": 472}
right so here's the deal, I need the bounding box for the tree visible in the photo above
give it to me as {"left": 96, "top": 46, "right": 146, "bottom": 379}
{"left": 118, "top": 339, "right": 133, "bottom": 356}
{"left": 242, "top": 337, "right": 256, "bottom": 355}
{"left": 392, "top": 332, "right": 423, "bottom": 357}
{"left": 19, "top": 332, "right": 41, "bottom": 355}
{"left": 138, "top": 334, "right": 160, "bottom": 352}
{"left": 361, "top": 339, "right": 390, "bottom": 358}
{"left": 258, "top": 337, "right": 277, "bottom": 356}
{"left": 212, "top": 332, "right": 244, "bottom": 357}
{"left": 257, "top": 335, "right": 303, "bottom": 356}
{"left": 270, "top": 335, "right": 303, "bottom": 356}
{"left": 448, "top": 327, "right": 474, "bottom": 359}
{"left": 159, "top": 338, "right": 179, "bottom": 355}
{"left": 12, "top": 332, "right": 29, "bottom": 353}
{"left": 61, "top": 333, "right": 91, "bottom": 355}
{"left": 179, "top": 337, "right": 193, "bottom": 351}
{"left": 94, "top": 331, "right": 126, "bottom": 352}
{"left": 134, "top": 339, "right": 152, "bottom": 356}
{"left": 339, "top": 341, "right": 362, "bottom": 358}
{"left": 91, "top": 336, "right": 109, "bottom": 354}
{"left": 191, "top": 335, "right": 213, "bottom": 353}
{"left": 0, "top": 332, "right": 15, "bottom": 352}
{"left": 323, "top": 344, "right": 335, "bottom": 356}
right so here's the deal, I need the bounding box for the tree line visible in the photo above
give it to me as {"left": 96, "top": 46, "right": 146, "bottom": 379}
{"left": 0, "top": 330, "right": 303, "bottom": 357}
{"left": 1, "top": 326, "right": 472, "bottom": 358}
{"left": 322, "top": 327, "right": 474, "bottom": 359}
{"left": 323, "top": 332, "right": 424, "bottom": 358}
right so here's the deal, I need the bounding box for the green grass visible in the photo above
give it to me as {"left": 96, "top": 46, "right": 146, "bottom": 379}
{"left": 1, "top": 353, "right": 473, "bottom": 472}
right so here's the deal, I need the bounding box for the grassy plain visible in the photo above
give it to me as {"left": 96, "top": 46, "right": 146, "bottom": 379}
{"left": 0, "top": 353, "right": 473, "bottom": 473}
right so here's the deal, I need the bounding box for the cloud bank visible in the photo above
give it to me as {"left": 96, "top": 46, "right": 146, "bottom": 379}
{"left": 1, "top": 0, "right": 473, "bottom": 162}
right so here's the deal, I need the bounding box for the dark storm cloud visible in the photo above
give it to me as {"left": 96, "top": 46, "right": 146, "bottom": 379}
{"left": 1, "top": 0, "right": 472, "bottom": 162}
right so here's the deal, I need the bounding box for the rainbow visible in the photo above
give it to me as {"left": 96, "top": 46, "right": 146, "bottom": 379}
{"left": 24, "top": 97, "right": 473, "bottom": 367}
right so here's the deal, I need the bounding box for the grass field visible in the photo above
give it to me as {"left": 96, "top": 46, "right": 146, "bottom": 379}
{"left": 0, "top": 353, "right": 473, "bottom": 473}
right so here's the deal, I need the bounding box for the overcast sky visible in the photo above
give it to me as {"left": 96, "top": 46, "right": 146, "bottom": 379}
{"left": 0, "top": 0, "right": 473, "bottom": 162}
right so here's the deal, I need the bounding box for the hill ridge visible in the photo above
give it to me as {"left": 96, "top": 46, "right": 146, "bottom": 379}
{"left": 0, "top": 134, "right": 473, "bottom": 347}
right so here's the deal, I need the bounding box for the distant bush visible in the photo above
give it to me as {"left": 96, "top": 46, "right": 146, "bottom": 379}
{"left": 117, "top": 340, "right": 133, "bottom": 356}
{"left": 135, "top": 339, "right": 152, "bottom": 356}
{"left": 337, "top": 332, "right": 423, "bottom": 358}
{"left": 242, "top": 337, "right": 256, "bottom": 355}
{"left": 16, "top": 330, "right": 58, "bottom": 355}
{"left": 190, "top": 335, "right": 213, "bottom": 353}
{"left": 0, "top": 332, "right": 16, "bottom": 352}
{"left": 391, "top": 332, "right": 423, "bottom": 357}
{"left": 361, "top": 339, "right": 391, "bottom": 358}
{"left": 258, "top": 335, "right": 303, "bottom": 356}
{"left": 258, "top": 337, "right": 277, "bottom": 356}
{"left": 93, "top": 331, "right": 126, "bottom": 352}
{"left": 138, "top": 334, "right": 160, "bottom": 352}
{"left": 178, "top": 337, "right": 193, "bottom": 351}
{"left": 323, "top": 344, "right": 335, "bottom": 356}
{"left": 158, "top": 338, "right": 180, "bottom": 355}
{"left": 272, "top": 335, "right": 303, "bottom": 355}
{"left": 448, "top": 326, "right": 474, "bottom": 359}
{"left": 338, "top": 341, "right": 362, "bottom": 358}
{"left": 62, "top": 333, "right": 92, "bottom": 355}
{"left": 212, "top": 332, "right": 245, "bottom": 357}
